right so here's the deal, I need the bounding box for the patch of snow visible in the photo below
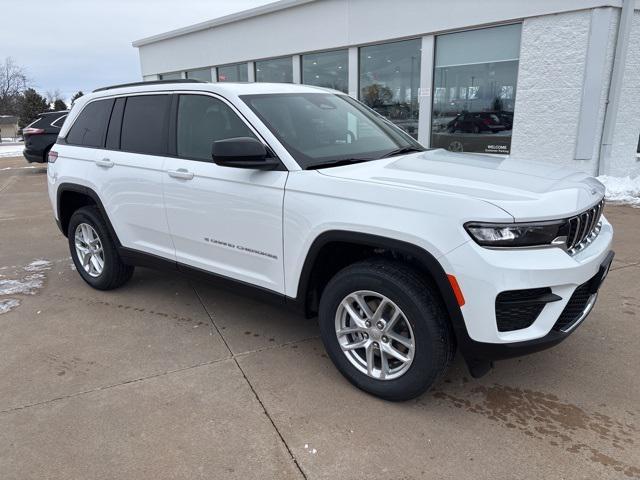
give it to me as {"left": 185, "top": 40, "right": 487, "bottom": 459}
{"left": 597, "top": 175, "right": 640, "bottom": 207}
{"left": 0, "top": 166, "right": 39, "bottom": 171}
{"left": 24, "top": 260, "right": 52, "bottom": 272}
{"left": 0, "top": 143, "right": 24, "bottom": 158}
{"left": 0, "top": 274, "right": 45, "bottom": 295}
{"left": 0, "top": 259, "right": 51, "bottom": 314}
{"left": 303, "top": 444, "right": 318, "bottom": 455}
{"left": 0, "top": 298, "right": 20, "bottom": 314}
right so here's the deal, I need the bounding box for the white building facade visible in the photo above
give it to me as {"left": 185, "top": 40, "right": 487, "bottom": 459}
{"left": 134, "top": 0, "right": 640, "bottom": 176}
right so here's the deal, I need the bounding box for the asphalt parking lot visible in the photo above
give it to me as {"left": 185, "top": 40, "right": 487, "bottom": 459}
{"left": 0, "top": 155, "right": 638, "bottom": 479}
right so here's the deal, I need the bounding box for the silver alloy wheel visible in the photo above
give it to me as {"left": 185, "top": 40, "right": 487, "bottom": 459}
{"left": 335, "top": 290, "right": 415, "bottom": 380}
{"left": 74, "top": 223, "right": 105, "bottom": 278}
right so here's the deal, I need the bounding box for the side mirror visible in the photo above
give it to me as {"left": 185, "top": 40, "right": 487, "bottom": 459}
{"left": 212, "top": 137, "right": 280, "bottom": 170}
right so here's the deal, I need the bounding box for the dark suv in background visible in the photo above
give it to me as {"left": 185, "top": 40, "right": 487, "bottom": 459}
{"left": 23, "top": 110, "right": 68, "bottom": 163}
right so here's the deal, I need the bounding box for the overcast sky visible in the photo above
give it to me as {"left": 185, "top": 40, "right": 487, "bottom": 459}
{"left": 2, "top": 0, "right": 275, "bottom": 102}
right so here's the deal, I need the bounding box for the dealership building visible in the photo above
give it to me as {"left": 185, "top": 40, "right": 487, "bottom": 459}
{"left": 133, "top": 0, "right": 640, "bottom": 177}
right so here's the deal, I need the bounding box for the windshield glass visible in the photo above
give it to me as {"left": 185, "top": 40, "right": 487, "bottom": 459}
{"left": 240, "top": 93, "right": 423, "bottom": 169}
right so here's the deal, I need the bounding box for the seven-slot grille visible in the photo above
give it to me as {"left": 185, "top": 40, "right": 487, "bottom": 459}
{"left": 565, "top": 199, "right": 605, "bottom": 255}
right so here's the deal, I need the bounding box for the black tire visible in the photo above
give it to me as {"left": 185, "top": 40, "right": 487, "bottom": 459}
{"left": 68, "top": 206, "right": 134, "bottom": 290}
{"left": 318, "top": 259, "right": 455, "bottom": 401}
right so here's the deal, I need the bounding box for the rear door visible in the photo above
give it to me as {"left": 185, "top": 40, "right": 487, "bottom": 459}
{"left": 162, "top": 93, "right": 287, "bottom": 293}
{"left": 85, "top": 94, "right": 175, "bottom": 259}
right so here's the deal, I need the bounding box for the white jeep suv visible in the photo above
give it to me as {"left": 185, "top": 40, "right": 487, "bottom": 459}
{"left": 47, "top": 80, "right": 614, "bottom": 401}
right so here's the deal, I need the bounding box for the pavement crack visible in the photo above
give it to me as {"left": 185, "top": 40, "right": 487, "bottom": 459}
{"left": 0, "top": 357, "right": 231, "bottom": 415}
{"left": 191, "top": 281, "right": 309, "bottom": 480}
{"left": 611, "top": 261, "right": 640, "bottom": 272}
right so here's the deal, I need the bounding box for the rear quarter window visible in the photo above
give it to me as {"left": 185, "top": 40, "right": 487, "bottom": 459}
{"left": 66, "top": 99, "right": 114, "bottom": 148}
{"left": 50, "top": 114, "right": 67, "bottom": 128}
{"left": 26, "top": 116, "right": 47, "bottom": 129}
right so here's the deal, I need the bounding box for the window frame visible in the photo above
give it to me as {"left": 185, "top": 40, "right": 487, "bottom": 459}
{"left": 216, "top": 62, "right": 249, "bottom": 82}
{"left": 118, "top": 94, "right": 172, "bottom": 156}
{"left": 61, "top": 90, "right": 285, "bottom": 169}
{"left": 64, "top": 98, "right": 115, "bottom": 149}
{"left": 185, "top": 68, "right": 213, "bottom": 82}
{"left": 301, "top": 48, "right": 349, "bottom": 93}
{"left": 254, "top": 56, "right": 294, "bottom": 83}
{"left": 105, "top": 97, "right": 126, "bottom": 150}
{"left": 240, "top": 92, "right": 422, "bottom": 169}
{"left": 357, "top": 38, "right": 423, "bottom": 140}
{"left": 170, "top": 91, "right": 284, "bottom": 168}
{"left": 159, "top": 72, "right": 183, "bottom": 81}
{"left": 50, "top": 114, "right": 68, "bottom": 128}
{"left": 430, "top": 23, "right": 523, "bottom": 155}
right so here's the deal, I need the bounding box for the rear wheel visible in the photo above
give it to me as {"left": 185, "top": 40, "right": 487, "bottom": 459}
{"left": 68, "top": 206, "right": 134, "bottom": 290}
{"left": 318, "top": 259, "right": 454, "bottom": 401}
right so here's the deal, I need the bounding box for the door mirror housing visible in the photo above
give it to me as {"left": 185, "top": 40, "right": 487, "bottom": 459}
{"left": 212, "top": 137, "right": 279, "bottom": 170}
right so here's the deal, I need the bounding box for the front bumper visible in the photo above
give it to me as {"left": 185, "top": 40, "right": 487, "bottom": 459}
{"left": 440, "top": 216, "right": 614, "bottom": 365}
{"left": 459, "top": 251, "right": 612, "bottom": 364}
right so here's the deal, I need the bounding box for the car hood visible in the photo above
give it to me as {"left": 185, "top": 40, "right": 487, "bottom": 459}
{"left": 317, "top": 149, "right": 605, "bottom": 221}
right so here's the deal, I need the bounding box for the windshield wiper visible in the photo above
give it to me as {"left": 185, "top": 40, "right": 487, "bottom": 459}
{"left": 307, "top": 158, "right": 372, "bottom": 170}
{"left": 380, "top": 146, "right": 425, "bottom": 158}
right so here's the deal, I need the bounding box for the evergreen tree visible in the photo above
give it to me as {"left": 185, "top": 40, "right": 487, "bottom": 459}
{"left": 71, "top": 91, "right": 84, "bottom": 103}
{"left": 53, "top": 99, "right": 67, "bottom": 111}
{"left": 18, "top": 88, "right": 48, "bottom": 127}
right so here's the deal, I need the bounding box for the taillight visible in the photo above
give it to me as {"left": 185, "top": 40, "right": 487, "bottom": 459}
{"left": 48, "top": 150, "right": 58, "bottom": 163}
{"left": 23, "top": 127, "right": 45, "bottom": 135}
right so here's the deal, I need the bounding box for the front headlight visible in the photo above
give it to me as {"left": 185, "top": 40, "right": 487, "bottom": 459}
{"left": 464, "top": 221, "right": 569, "bottom": 248}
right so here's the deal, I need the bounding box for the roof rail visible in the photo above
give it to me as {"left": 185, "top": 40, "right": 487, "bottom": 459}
{"left": 93, "top": 79, "right": 206, "bottom": 93}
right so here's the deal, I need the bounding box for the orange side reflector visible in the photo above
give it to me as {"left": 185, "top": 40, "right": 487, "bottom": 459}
{"left": 447, "top": 274, "right": 465, "bottom": 307}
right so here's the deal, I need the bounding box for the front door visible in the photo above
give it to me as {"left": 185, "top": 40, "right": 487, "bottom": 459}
{"left": 162, "top": 93, "right": 287, "bottom": 293}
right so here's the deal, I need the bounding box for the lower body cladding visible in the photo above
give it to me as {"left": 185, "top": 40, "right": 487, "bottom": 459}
{"left": 23, "top": 148, "right": 46, "bottom": 163}
{"left": 443, "top": 217, "right": 614, "bottom": 377}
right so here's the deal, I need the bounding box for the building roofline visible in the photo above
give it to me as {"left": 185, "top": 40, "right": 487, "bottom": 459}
{"left": 132, "top": 0, "right": 317, "bottom": 48}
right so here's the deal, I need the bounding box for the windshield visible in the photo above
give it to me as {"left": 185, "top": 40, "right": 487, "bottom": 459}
{"left": 240, "top": 93, "right": 424, "bottom": 169}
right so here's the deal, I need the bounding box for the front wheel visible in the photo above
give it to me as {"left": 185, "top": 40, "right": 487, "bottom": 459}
{"left": 68, "top": 206, "right": 134, "bottom": 290}
{"left": 318, "top": 260, "right": 454, "bottom": 401}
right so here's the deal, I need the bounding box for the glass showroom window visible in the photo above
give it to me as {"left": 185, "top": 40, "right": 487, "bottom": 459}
{"left": 255, "top": 57, "right": 293, "bottom": 83}
{"left": 159, "top": 72, "right": 182, "bottom": 80}
{"left": 302, "top": 50, "right": 348, "bottom": 93}
{"left": 359, "top": 39, "right": 421, "bottom": 139}
{"left": 432, "top": 24, "right": 521, "bottom": 154}
{"left": 218, "top": 63, "right": 248, "bottom": 82}
{"left": 185, "top": 68, "right": 212, "bottom": 82}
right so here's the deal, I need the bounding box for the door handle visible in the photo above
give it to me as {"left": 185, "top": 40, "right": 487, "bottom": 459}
{"left": 167, "top": 168, "right": 194, "bottom": 180}
{"left": 95, "top": 158, "right": 114, "bottom": 168}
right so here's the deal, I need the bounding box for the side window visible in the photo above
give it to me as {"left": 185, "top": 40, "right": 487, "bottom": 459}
{"left": 105, "top": 97, "right": 126, "bottom": 150}
{"left": 177, "top": 94, "right": 257, "bottom": 161}
{"left": 120, "top": 95, "right": 170, "bottom": 155}
{"left": 51, "top": 114, "right": 67, "bottom": 128}
{"left": 66, "top": 99, "right": 114, "bottom": 147}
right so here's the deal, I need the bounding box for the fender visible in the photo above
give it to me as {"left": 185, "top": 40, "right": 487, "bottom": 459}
{"left": 55, "top": 183, "right": 122, "bottom": 248}
{"left": 293, "top": 231, "right": 466, "bottom": 328}
{"left": 292, "top": 230, "right": 495, "bottom": 376}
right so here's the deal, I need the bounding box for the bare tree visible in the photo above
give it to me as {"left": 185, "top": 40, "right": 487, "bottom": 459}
{"left": 0, "top": 57, "right": 28, "bottom": 114}
{"left": 45, "top": 89, "right": 63, "bottom": 105}
{"left": 0, "top": 57, "right": 27, "bottom": 98}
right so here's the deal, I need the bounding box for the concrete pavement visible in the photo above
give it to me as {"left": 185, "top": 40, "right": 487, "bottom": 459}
{"left": 0, "top": 155, "right": 638, "bottom": 479}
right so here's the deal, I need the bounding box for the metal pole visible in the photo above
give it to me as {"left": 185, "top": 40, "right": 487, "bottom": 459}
{"left": 598, "top": 0, "right": 634, "bottom": 176}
